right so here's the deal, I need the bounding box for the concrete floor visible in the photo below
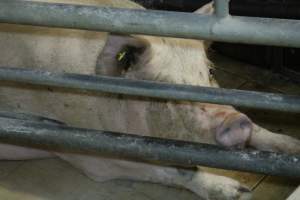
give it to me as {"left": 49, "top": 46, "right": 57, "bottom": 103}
{"left": 211, "top": 52, "right": 300, "bottom": 200}
{"left": 0, "top": 52, "right": 299, "bottom": 199}
{"left": 0, "top": 159, "right": 201, "bottom": 200}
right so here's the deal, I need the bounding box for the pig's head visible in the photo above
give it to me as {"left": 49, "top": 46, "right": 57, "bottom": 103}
{"left": 95, "top": 3, "right": 252, "bottom": 148}
{"left": 97, "top": 34, "right": 213, "bottom": 87}
{"left": 96, "top": 33, "right": 252, "bottom": 149}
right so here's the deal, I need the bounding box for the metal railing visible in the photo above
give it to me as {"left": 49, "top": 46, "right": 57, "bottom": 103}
{"left": 0, "top": 0, "right": 300, "bottom": 47}
{"left": 1, "top": 111, "right": 300, "bottom": 178}
{"left": 0, "top": 0, "right": 299, "bottom": 177}
{"left": 0, "top": 67, "right": 299, "bottom": 113}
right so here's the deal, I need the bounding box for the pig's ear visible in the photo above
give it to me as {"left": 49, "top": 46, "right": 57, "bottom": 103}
{"left": 194, "top": 2, "right": 214, "bottom": 49}
{"left": 195, "top": 2, "right": 214, "bottom": 15}
{"left": 96, "top": 34, "right": 150, "bottom": 76}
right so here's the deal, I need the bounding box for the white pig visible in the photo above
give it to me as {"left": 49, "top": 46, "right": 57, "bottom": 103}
{"left": 0, "top": 1, "right": 299, "bottom": 199}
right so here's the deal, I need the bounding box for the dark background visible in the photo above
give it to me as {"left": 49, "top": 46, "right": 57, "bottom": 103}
{"left": 133, "top": 0, "right": 300, "bottom": 82}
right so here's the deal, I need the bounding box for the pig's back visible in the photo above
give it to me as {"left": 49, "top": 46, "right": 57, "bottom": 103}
{"left": 0, "top": 0, "right": 143, "bottom": 132}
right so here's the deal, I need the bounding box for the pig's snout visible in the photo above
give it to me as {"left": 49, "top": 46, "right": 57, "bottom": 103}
{"left": 215, "top": 113, "right": 252, "bottom": 148}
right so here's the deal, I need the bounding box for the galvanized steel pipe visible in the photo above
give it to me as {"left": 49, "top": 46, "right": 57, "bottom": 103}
{"left": 0, "top": 0, "right": 300, "bottom": 47}
{"left": 214, "top": 0, "right": 230, "bottom": 18}
{"left": 0, "top": 112, "right": 299, "bottom": 178}
{"left": 0, "top": 67, "right": 299, "bottom": 112}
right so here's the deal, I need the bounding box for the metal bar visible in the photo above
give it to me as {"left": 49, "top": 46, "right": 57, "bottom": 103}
{"left": 0, "top": 112, "right": 299, "bottom": 178}
{"left": 0, "top": 67, "right": 300, "bottom": 113}
{"left": 214, "top": 0, "right": 230, "bottom": 18}
{"left": 0, "top": 1, "right": 300, "bottom": 47}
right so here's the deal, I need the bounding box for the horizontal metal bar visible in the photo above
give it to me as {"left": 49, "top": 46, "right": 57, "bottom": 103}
{"left": 0, "top": 67, "right": 299, "bottom": 113}
{"left": 0, "top": 112, "right": 299, "bottom": 178}
{"left": 0, "top": 1, "right": 300, "bottom": 47}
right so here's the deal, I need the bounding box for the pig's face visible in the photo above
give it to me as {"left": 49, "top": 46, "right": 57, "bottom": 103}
{"left": 96, "top": 34, "right": 253, "bottom": 148}
{"left": 99, "top": 35, "right": 215, "bottom": 86}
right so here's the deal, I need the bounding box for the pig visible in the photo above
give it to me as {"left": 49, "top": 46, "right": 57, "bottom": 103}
{"left": 0, "top": 0, "right": 299, "bottom": 199}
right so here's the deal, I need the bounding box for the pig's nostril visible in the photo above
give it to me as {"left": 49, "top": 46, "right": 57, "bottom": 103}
{"left": 220, "top": 127, "right": 231, "bottom": 136}
{"left": 240, "top": 120, "right": 251, "bottom": 130}
{"left": 223, "top": 128, "right": 230, "bottom": 134}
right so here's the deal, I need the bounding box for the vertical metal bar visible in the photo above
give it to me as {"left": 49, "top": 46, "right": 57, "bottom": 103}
{"left": 214, "top": 0, "right": 230, "bottom": 18}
